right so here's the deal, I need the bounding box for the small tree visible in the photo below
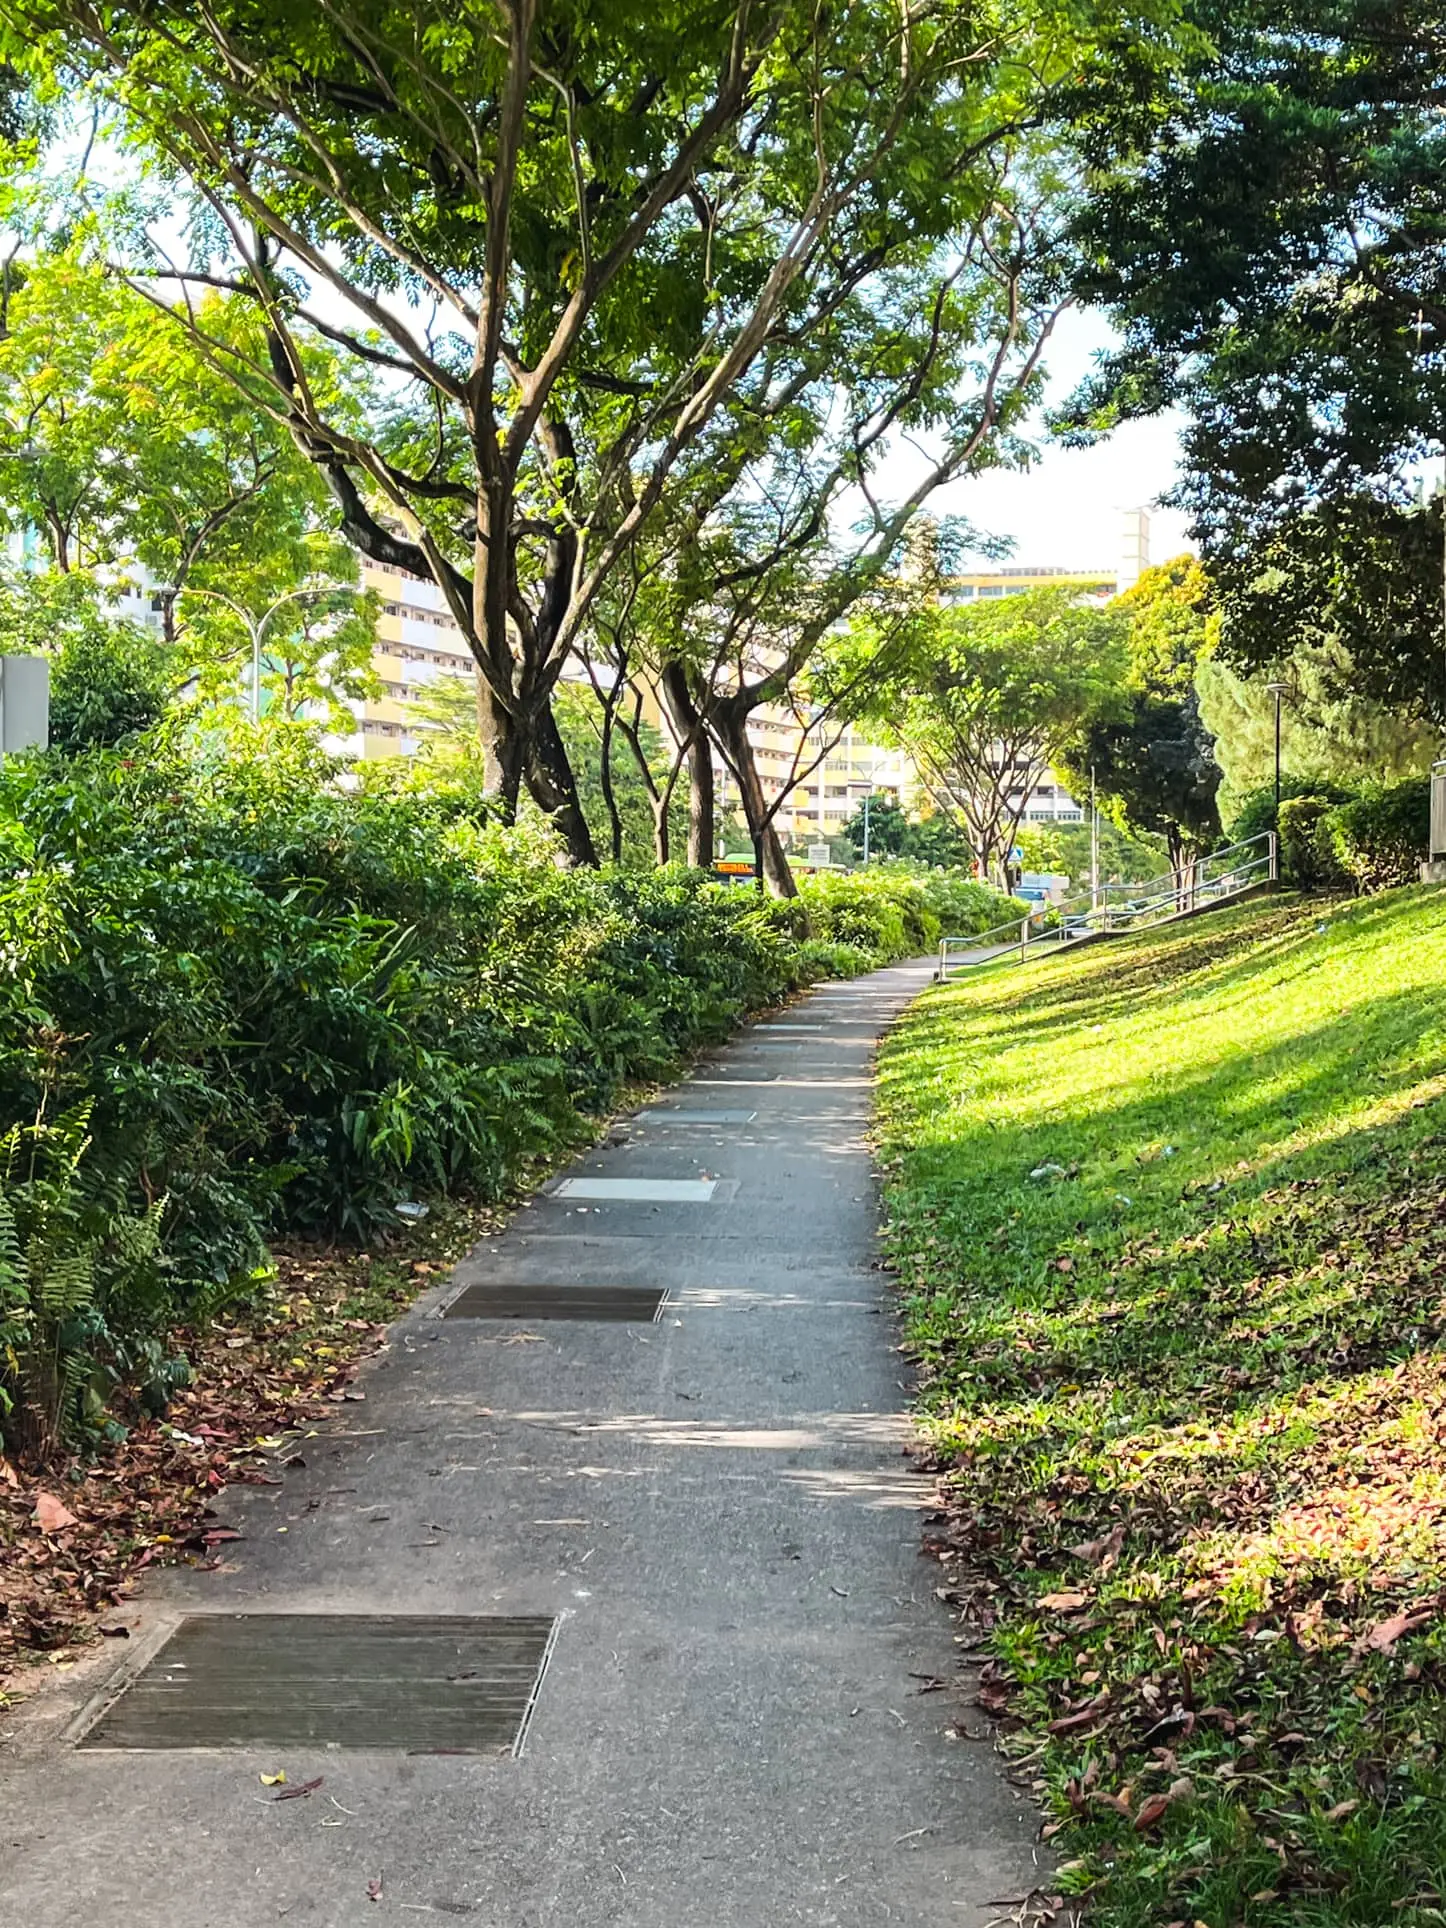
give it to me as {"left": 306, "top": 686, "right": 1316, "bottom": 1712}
{"left": 840, "top": 587, "right": 1129, "bottom": 885}
{"left": 1057, "top": 557, "right": 1222, "bottom": 879}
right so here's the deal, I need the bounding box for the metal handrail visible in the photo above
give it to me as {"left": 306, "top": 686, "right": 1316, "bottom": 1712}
{"left": 936, "top": 830, "right": 1278, "bottom": 978}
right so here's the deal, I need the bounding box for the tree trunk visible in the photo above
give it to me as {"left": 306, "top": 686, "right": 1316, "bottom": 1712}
{"left": 685, "top": 729, "right": 715, "bottom": 868}
{"left": 710, "top": 702, "right": 797, "bottom": 898}
{"left": 659, "top": 661, "right": 715, "bottom": 868}
{"left": 526, "top": 698, "right": 599, "bottom": 867}
{"left": 475, "top": 677, "right": 525, "bottom": 819}
{"left": 596, "top": 701, "right": 624, "bottom": 864}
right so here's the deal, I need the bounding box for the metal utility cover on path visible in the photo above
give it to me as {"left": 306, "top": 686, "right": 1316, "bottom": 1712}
{"left": 444, "top": 1283, "right": 668, "bottom": 1322}
{"left": 640, "top": 1108, "right": 757, "bottom": 1124}
{"left": 554, "top": 1176, "right": 718, "bottom": 1202}
{"left": 77, "top": 1614, "right": 557, "bottom": 1754}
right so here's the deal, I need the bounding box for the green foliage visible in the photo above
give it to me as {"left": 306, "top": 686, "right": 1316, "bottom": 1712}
{"left": 1015, "top": 818, "right": 1166, "bottom": 889}
{"left": 1326, "top": 782, "right": 1433, "bottom": 894}
{"left": 1061, "top": 4, "right": 1446, "bottom": 725}
{"left": 1197, "top": 649, "right": 1438, "bottom": 823}
{"left": 838, "top": 588, "right": 1130, "bottom": 883}
{"left": 0, "top": 1101, "right": 170, "bottom": 1463}
{"left": 1275, "top": 795, "right": 1347, "bottom": 890}
{"left": 1225, "top": 776, "right": 1354, "bottom": 847}
{"left": 751, "top": 867, "right": 1019, "bottom": 957}
{"left": 0, "top": 727, "right": 947, "bottom": 1453}
{"left": 841, "top": 793, "right": 969, "bottom": 867}
{"left": 878, "top": 889, "right": 1446, "bottom": 1928}
{"left": 1058, "top": 557, "right": 1222, "bottom": 869}
{"left": 0, "top": 571, "right": 174, "bottom": 751}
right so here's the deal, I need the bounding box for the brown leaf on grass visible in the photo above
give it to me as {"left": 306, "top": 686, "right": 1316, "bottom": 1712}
{"left": 1037, "top": 1590, "right": 1092, "bottom": 1613}
{"left": 1091, "top": 1790, "right": 1133, "bottom": 1817}
{"left": 1357, "top": 1609, "right": 1435, "bottom": 1653}
{"left": 33, "top": 1493, "right": 79, "bottom": 1533}
{"left": 1133, "top": 1792, "right": 1172, "bottom": 1832}
{"left": 1048, "top": 1697, "right": 1111, "bottom": 1735}
{"left": 1323, "top": 1799, "right": 1359, "bottom": 1822}
{"left": 1070, "top": 1522, "right": 1126, "bottom": 1568}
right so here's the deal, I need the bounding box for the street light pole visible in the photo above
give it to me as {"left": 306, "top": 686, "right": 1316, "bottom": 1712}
{"left": 185, "top": 582, "right": 354, "bottom": 723}
{"left": 1265, "top": 681, "right": 1289, "bottom": 816}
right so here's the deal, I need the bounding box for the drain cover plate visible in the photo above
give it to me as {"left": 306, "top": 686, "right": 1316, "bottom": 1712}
{"left": 444, "top": 1283, "right": 668, "bottom": 1322}
{"left": 554, "top": 1176, "right": 717, "bottom": 1202}
{"left": 641, "top": 1108, "right": 757, "bottom": 1124}
{"left": 78, "top": 1614, "right": 557, "bottom": 1753}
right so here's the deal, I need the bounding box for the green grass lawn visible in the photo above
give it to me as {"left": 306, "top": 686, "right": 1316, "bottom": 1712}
{"left": 877, "top": 887, "right": 1446, "bottom": 1927}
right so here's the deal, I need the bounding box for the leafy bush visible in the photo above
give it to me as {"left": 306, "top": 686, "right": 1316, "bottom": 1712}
{"left": 1325, "top": 780, "right": 1432, "bottom": 891}
{"left": 749, "top": 867, "right": 1019, "bottom": 959}
{"left": 1276, "top": 795, "right": 1348, "bottom": 888}
{"left": 0, "top": 1103, "right": 171, "bottom": 1464}
{"left": 0, "top": 727, "right": 956, "bottom": 1456}
{"left": 1227, "top": 776, "right": 1355, "bottom": 844}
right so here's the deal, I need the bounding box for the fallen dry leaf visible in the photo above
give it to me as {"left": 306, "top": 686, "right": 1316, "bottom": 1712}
{"left": 1070, "top": 1522, "right": 1127, "bottom": 1567}
{"left": 1323, "top": 1799, "right": 1359, "bottom": 1823}
{"left": 271, "top": 1776, "right": 323, "bottom": 1802}
{"left": 1037, "top": 1590, "right": 1092, "bottom": 1613}
{"left": 1133, "top": 1793, "right": 1172, "bottom": 1832}
{"left": 32, "top": 1493, "right": 79, "bottom": 1534}
{"left": 1358, "top": 1609, "right": 1434, "bottom": 1653}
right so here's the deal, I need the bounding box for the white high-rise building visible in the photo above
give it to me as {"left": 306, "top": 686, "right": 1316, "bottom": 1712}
{"left": 1119, "top": 507, "right": 1152, "bottom": 592}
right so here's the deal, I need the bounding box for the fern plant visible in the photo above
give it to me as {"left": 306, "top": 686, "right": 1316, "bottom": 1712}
{"left": 0, "top": 1102, "right": 166, "bottom": 1465}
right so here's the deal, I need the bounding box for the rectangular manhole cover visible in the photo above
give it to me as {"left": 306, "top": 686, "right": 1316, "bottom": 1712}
{"left": 554, "top": 1176, "right": 717, "bottom": 1202}
{"left": 78, "top": 1614, "right": 557, "bottom": 1753}
{"left": 444, "top": 1283, "right": 668, "bottom": 1321}
{"left": 641, "top": 1108, "right": 757, "bottom": 1124}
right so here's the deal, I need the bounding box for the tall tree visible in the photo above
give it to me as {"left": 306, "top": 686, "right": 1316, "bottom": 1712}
{"left": 1, "top": 0, "right": 1184, "bottom": 861}
{"left": 1057, "top": 556, "right": 1222, "bottom": 878}
{"left": 1058, "top": 0, "right": 1446, "bottom": 723}
{"left": 1196, "top": 647, "right": 1438, "bottom": 822}
{"left": 836, "top": 587, "right": 1129, "bottom": 885}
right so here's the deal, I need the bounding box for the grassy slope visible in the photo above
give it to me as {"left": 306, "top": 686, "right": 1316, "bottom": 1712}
{"left": 877, "top": 888, "right": 1446, "bottom": 1927}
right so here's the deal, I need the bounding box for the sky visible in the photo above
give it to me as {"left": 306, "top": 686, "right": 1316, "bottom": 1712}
{"left": 886, "top": 306, "right": 1194, "bottom": 578}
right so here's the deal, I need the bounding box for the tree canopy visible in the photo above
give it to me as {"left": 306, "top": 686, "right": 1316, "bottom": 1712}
{"left": 837, "top": 587, "right": 1129, "bottom": 885}
{"left": 1058, "top": 1, "right": 1446, "bottom": 720}
{"left": 1056, "top": 556, "right": 1222, "bottom": 873}
{"left": 0, "top": 0, "right": 1185, "bottom": 861}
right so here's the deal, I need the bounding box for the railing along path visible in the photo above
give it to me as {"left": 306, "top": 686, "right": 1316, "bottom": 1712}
{"left": 936, "top": 831, "right": 1279, "bottom": 979}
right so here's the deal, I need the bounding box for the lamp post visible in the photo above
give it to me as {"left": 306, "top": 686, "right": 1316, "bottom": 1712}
{"left": 1265, "top": 681, "right": 1289, "bottom": 816}
{"left": 186, "top": 583, "right": 353, "bottom": 722}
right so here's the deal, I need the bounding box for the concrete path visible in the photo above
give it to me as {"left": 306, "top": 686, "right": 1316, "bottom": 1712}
{"left": 0, "top": 959, "right": 1039, "bottom": 1927}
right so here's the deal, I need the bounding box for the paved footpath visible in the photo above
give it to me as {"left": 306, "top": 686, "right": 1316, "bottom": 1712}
{"left": 0, "top": 959, "right": 1040, "bottom": 1927}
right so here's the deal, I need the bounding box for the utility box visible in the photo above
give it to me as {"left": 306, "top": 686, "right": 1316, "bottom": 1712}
{"left": 0, "top": 655, "right": 49, "bottom": 754}
{"left": 1426, "top": 759, "right": 1446, "bottom": 883}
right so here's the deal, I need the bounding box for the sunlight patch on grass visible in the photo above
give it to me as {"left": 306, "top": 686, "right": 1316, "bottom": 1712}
{"left": 878, "top": 886, "right": 1446, "bottom": 1927}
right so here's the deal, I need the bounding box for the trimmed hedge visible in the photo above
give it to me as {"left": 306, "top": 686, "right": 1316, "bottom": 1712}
{"left": 1327, "top": 782, "right": 1432, "bottom": 892}
{"left": 1244, "top": 779, "right": 1432, "bottom": 894}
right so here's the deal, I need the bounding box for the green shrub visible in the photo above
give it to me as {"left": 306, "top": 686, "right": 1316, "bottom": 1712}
{"left": 1227, "top": 777, "right": 1354, "bottom": 844}
{"left": 791, "top": 937, "right": 877, "bottom": 980}
{"left": 1325, "top": 781, "right": 1432, "bottom": 892}
{"left": 2, "top": 728, "right": 968, "bottom": 1453}
{"left": 1276, "top": 795, "right": 1349, "bottom": 888}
